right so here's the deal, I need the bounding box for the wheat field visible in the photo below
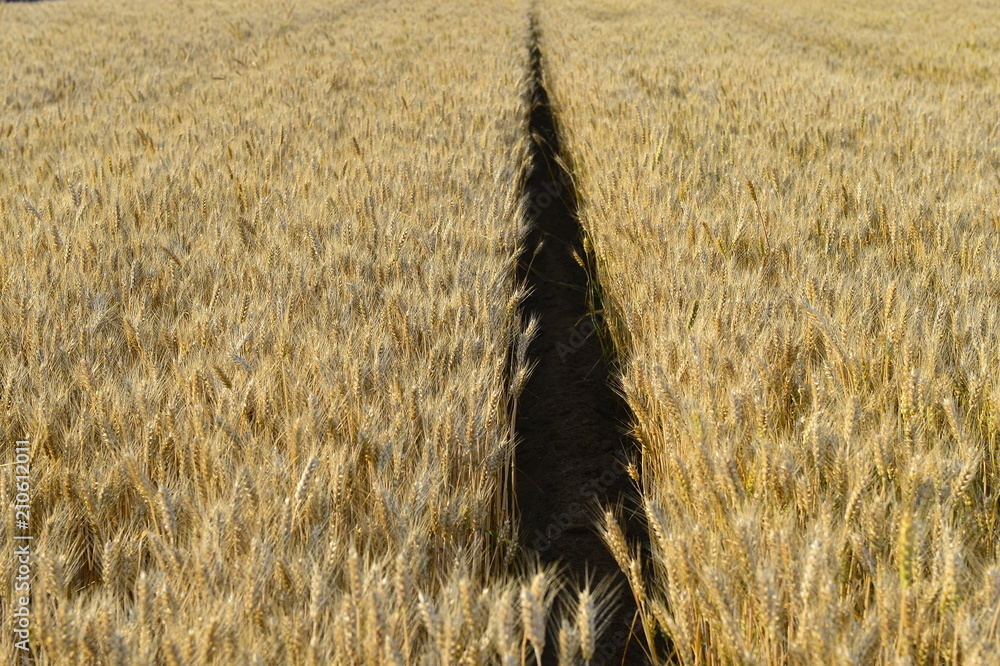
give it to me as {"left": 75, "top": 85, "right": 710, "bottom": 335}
{"left": 4, "top": 0, "right": 1000, "bottom": 663}
{"left": 0, "top": 0, "right": 596, "bottom": 662}
{"left": 537, "top": 0, "right": 1000, "bottom": 663}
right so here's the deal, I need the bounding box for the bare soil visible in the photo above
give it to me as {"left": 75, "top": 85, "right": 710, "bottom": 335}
{"left": 515, "top": 23, "right": 649, "bottom": 666}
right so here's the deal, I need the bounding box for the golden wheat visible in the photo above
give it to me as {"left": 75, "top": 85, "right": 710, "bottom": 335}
{"left": 538, "top": 0, "right": 1000, "bottom": 662}
{"left": 0, "top": 0, "right": 597, "bottom": 662}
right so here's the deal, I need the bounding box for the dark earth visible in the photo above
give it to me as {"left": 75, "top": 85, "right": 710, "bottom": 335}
{"left": 515, "top": 21, "right": 651, "bottom": 666}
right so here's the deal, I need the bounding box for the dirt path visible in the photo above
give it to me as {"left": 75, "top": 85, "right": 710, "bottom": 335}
{"left": 515, "top": 20, "right": 649, "bottom": 666}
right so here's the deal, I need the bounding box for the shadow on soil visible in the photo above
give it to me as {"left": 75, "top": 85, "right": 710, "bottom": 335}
{"left": 515, "top": 18, "right": 650, "bottom": 666}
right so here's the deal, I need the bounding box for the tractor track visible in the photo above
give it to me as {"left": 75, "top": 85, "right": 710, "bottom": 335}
{"left": 514, "top": 18, "right": 649, "bottom": 666}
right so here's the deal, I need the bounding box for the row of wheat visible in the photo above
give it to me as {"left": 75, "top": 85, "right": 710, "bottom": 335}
{"left": 0, "top": 0, "right": 610, "bottom": 663}
{"left": 537, "top": 0, "right": 1000, "bottom": 663}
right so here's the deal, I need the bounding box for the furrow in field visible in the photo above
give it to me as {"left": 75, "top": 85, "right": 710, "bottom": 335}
{"left": 514, "top": 18, "right": 647, "bottom": 666}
